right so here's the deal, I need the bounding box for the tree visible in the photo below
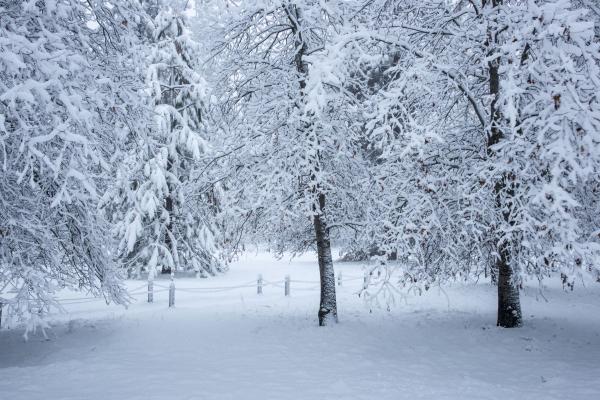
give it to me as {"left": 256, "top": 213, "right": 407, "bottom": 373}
{"left": 488, "top": 0, "right": 600, "bottom": 325}
{"left": 211, "top": 0, "right": 373, "bottom": 325}
{"left": 333, "top": 0, "right": 600, "bottom": 327}
{"left": 103, "top": 1, "right": 224, "bottom": 279}
{"left": 0, "top": 0, "right": 139, "bottom": 329}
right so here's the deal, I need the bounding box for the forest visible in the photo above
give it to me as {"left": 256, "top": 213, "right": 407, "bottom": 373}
{"left": 1, "top": 0, "right": 599, "bottom": 399}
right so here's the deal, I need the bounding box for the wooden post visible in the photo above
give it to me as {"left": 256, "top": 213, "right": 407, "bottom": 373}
{"left": 285, "top": 275, "right": 290, "bottom": 296}
{"left": 168, "top": 279, "right": 175, "bottom": 308}
{"left": 257, "top": 274, "right": 263, "bottom": 295}
{"left": 363, "top": 272, "right": 368, "bottom": 289}
{"left": 337, "top": 271, "right": 342, "bottom": 286}
{"left": 147, "top": 280, "right": 154, "bottom": 303}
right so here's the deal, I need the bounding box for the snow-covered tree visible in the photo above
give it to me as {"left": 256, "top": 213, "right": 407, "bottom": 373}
{"left": 0, "top": 0, "right": 140, "bottom": 327}
{"left": 210, "top": 0, "right": 375, "bottom": 325}
{"left": 348, "top": 0, "right": 600, "bottom": 327}
{"left": 103, "top": 1, "right": 223, "bottom": 279}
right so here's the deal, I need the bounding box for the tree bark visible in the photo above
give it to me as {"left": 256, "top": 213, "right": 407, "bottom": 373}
{"left": 162, "top": 156, "right": 174, "bottom": 275}
{"left": 496, "top": 245, "right": 522, "bottom": 327}
{"left": 314, "top": 193, "right": 338, "bottom": 326}
{"left": 486, "top": 0, "right": 522, "bottom": 327}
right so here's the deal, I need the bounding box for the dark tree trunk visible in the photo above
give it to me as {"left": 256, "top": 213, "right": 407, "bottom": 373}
{"left": 486, "top": 0, "right": 522, "bottom": 327}
{"left": 314, "top": 193, "right": 338, "bottom": 326}
{"left": 286, "top": 4, "right": 338, "bottom": 326}
{"left": 161, "top": 258, "right": 172, "bottom": 273}
{"left": 490, "top": 266, "right": 498, "bottom": 285}
{"left": 160, "top": 58, "right": 180, "bottom": 276}
{"left": 496, "top": 245, "right": 522, "bottom": 327}
{"left": 162, "top": 156, "right": 174, "bottom": 275}
{"left": 162, "top": 196, "right": 174, "bottom": 275}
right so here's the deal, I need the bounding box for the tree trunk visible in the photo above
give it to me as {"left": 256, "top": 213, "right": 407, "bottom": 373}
{"left": 162, "top": 188, "right": 174, "bottom": 275}
{"left": 486, "top": 0, "right": 522, "bottom": 327}
{"left": 286, "top": 4, "right": 338, "bottom": 326}
{"left": 496, "top": 245, "right": 522, "bottom": 327}
{"left": 162, "top": 155, "right": 174, "bottom": 275}
{"left": 313, "top": 193, "right": 338, "bottom": 326}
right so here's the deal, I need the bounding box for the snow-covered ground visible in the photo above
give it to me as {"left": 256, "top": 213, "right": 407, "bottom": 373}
{"left": 1, "top": 251, "right": 599, "bottom": 400}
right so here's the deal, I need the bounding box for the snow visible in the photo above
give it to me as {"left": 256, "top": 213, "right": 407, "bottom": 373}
{"left": 1, "top": 251, "right": 599, "bottom": 400}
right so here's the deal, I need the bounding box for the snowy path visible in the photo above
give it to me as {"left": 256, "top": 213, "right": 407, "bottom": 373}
{"left": 1, "top": 252, "right": 599, "bottom": 400}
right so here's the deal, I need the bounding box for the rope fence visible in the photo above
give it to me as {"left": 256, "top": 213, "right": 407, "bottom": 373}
{"left": 0, "top": 272, "right": 368, "bottom": 327}
{"left": 116, "top": 271, "right": 365, "bottom": 308}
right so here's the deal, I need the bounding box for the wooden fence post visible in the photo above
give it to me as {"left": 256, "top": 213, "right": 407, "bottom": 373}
{"left": 363, "top": 272, "right": 368, "bottom": 289}
{"left": 257, "top": 274, "right": 263, "bottom": 295}
{"left": 285, "top": 275, "right": 290, "bottom": 296}
{"left": 168, "top": 279, "right": 175, "bottom": 308}
{"left": 147, "top": 280, "right": 154, "bottom": 303}
{"left": 337, "top": 271, "right": 342, "bottom": 286}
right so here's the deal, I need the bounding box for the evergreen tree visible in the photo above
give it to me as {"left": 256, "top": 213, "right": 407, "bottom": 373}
{"left": 105, "top": 1, "right": 223, "bottom": 279}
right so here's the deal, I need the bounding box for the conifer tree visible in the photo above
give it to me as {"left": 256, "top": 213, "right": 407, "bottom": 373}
{"left": 105, "top": 1, "right": 223, "bottom": 279}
